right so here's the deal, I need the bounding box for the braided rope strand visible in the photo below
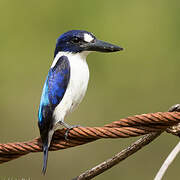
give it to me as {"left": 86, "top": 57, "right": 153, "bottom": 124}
{"left": 0, "top": 111, "right": 180, "bottom": 164}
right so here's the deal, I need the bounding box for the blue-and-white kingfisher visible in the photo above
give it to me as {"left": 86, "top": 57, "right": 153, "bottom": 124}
{"left": 38, "top": 30, "right": 123, "bottom": 174}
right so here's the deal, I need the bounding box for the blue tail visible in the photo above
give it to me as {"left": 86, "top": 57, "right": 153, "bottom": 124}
{"left": 42, "top": 144, "right": 49, "bottom": 175}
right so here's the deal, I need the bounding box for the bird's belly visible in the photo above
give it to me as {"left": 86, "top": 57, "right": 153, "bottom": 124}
{"left": 53, "top": 57, "right": 89, "bottom": 124}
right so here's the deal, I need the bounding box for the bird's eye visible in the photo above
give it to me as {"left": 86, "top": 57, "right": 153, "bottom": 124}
{"left": 71, "top": 37, "right": 81, "bottom": 44}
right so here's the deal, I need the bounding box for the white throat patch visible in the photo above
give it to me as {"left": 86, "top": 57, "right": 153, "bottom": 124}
{"left": 84, "top": 33, "right": 94, "bottom": 43}
{"left": 51, "top": 51, "right": 90, "bottom": 68}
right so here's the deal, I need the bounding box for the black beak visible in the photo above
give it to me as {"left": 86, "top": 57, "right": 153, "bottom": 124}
{"left": 83, "top": 39, "right": 123, "bottom": 52}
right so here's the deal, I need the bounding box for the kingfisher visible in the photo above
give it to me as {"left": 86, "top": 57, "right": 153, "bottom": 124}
{"left": 38, "top": 30, "right": 123, "bottom": 174}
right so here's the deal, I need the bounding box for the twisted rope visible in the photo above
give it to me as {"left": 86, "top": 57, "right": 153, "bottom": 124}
{"left": 0, "top": 112, "right": 180, "bottom": 164}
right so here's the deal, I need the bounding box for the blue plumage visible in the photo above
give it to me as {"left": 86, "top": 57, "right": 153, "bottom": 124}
{"left": 38, "top": 78, "right": 49, "bottom": 122}
{"left": 48, "top": 64, "right": 69, "bottom": 105}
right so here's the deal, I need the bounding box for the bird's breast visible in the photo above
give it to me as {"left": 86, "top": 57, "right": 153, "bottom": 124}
{"left": 68, "top": 55, "right": 89, "bottom": 111}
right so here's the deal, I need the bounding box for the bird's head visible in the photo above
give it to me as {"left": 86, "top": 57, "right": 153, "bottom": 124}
{"left": 54, "top": 30, "right": 123, "bottom": 57}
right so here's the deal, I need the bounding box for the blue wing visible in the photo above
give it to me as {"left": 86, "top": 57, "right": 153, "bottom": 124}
{"left": 38, "top": 55, "right": 70, "bottom": 174}
{"left": 38, "top": 55, "right": 70, "bottom": 127}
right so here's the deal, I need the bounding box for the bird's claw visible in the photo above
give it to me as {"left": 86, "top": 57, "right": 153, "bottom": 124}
{"left": 64, "top": 125, "right": 81, "bottom": 141}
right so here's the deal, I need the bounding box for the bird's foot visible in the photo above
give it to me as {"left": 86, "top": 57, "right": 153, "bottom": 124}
{"left": 59, "top": 121, "right": 81, "bottom": 141}
{"left": 64, "top": 125, "right": 81, "bottom": 141}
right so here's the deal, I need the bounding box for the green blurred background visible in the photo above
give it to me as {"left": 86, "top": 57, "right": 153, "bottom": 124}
{"left": 0, "top": 0, "right": 180, "bottom": 179}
